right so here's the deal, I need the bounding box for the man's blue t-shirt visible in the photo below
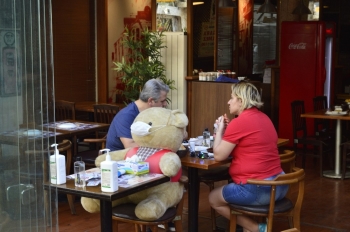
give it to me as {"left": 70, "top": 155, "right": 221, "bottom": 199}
{"left": 106, "top": 102, "right": 139, "bottom": 151}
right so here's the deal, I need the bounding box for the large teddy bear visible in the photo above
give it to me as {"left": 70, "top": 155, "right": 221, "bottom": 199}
{"left": 81, "top": 107, "right": 188, "bottom": 221}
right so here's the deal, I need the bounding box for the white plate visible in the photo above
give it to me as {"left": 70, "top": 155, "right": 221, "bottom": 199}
{"left": 182, "top": 143, "right": 189, "bottom": 146}
{"left": 195, "top": 146, "right": 209, "bottom": 151}
{"left": 57, "top": 123, "right": 77, "bottom": 129}
{"left": 22, "top": 129, "right": 42, "bottom": 136}
{"left": 325, "top": 111, "right": 348, "bottom": 115}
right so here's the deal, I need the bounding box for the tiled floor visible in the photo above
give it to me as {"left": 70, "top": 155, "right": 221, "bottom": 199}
{"left": 56, "top": 154, "right": 350, "bottom": 232}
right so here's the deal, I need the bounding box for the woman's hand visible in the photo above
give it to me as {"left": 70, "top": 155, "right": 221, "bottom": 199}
{"left": 213, "top": 114, "right": 235, "bottom": 161}
{"left": 215, "top": 114, "right": 229, "bottom": 135}
{"left": 223, "top": 113, "right": 230, "bottom": 127}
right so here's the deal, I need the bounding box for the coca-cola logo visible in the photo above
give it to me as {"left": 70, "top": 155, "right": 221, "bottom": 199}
{"left": 288, "top": 43, "right": 306, "bottom": 49}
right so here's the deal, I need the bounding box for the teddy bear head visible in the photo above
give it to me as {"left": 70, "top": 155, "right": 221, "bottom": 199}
{"left": 131, "top": 107, "right": 188, "bottom": 152}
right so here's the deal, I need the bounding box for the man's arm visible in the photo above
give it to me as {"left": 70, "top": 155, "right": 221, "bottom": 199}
{"left": 120, "top": 137, "right": 139, "bottom": 149}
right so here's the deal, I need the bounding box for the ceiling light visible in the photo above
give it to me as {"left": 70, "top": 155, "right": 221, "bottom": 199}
{"left": 292, "top": 0, "right": 312, "bottom": 15}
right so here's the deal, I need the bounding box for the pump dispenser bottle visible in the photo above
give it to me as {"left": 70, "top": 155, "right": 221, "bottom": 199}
{"left": 50, "top": 143, "right": 66, "bottom": 185}
{"left": 100, "top": 148, "right": 118, "bottom": 192}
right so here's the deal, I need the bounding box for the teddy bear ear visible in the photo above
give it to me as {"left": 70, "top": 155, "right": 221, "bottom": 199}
{"left": 170, "top": 109, "right": 188, "bottom": 128}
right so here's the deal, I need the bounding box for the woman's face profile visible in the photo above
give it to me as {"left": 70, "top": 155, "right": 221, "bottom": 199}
{"left": 228, "top": 93, "right": 242, "bottom": 115}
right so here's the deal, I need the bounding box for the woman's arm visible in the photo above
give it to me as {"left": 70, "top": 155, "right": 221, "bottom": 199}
{"left": 213, "top": 115, "right": 236, "bottom": 161}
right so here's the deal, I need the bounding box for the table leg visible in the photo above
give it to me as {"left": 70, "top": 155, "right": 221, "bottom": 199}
{"left": 100, "top": 200, "right": 112, "bottom": 232}
{"left": 188, "top": 167, "right": 199, "bottom": 232}
{"left": 323, "top": 119, "right": 350, "bottom": 178}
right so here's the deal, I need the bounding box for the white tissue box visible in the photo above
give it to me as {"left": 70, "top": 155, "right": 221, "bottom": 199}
{"left": 117, "top": 161, "right": 149, "bottom": 175}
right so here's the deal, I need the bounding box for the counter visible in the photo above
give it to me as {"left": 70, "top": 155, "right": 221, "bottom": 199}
{"left": 185, "top": 77, "right": 274, "bottom": 137}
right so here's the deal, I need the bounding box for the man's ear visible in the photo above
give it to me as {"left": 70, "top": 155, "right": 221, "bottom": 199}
{"left": 147, "top": 97, "right": 153, "bottom": 105}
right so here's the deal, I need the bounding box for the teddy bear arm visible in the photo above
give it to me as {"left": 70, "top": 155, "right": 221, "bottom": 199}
{"left": 159, "top": 152, "right": 181, "bottom": 177}
{"left": 95, "top": 149, "right": 129, "bottom": 167}
{"left": 134, "top": 182, "right": 183, "bottom": 221}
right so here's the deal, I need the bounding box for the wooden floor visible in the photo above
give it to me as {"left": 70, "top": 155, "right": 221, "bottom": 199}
{"left": 57, "top": 155, "right": 350, "bottom": 232}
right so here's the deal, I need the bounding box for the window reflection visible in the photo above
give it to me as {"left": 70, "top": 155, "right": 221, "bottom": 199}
{"left": 253, "top": 2, "right": 277, "bottom": 74}
{"left": 156, "top": 0, "right": 187, "bottom": 32}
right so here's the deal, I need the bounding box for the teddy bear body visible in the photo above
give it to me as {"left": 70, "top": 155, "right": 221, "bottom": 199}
{"left": 81, "top": 108, "right": 188, "bottom": 221}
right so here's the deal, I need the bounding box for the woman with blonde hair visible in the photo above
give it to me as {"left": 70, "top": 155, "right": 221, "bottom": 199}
{"left": 209, "top": 82, "right": 287, "bottom": 232}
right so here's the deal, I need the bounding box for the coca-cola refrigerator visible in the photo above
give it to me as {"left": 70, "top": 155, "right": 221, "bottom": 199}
{"left": 278, "top": 21, "right": 336, "bottom": 145}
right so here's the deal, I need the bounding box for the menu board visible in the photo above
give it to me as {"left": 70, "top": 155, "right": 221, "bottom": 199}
{"left": 198, "top": 21, "right": 215, "bottom": 58}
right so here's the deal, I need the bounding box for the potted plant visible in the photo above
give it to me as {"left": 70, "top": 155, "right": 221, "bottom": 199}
{"left": 113, "top": 27, "right": 175, "bottom": 103}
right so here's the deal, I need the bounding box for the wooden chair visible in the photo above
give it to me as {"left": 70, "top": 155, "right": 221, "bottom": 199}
{"left": 93, "top": 104, "right": 119, "bottom": 138}
{"left": 229, "top": 167, "right": 305, "bottom": 232}
{"left": 280, "top": 150, "right": 296, "bottom": 174}
{"left": 198, "top": 165, "right": 231, "bottom": 231}
{"left": 74, "top": 104, "right": 119, "bottom": 168}
{"left": 313, "top": 96, "right": 335, "bottom": 142}
{"left": 75, "top": 136, "right": 107, "bottom": 168}
{"left": 55, "top": 100, "right": 76, "bottom": 120}
{"left": 93, "top": 104, "right": 119, "bottom": 124}
{"left": 291, "top": 100, "right": 327, "bottom": 176}
{"left": 111, "top": 176, "right": 188, "bottom": 232}
{"left": 22, "top": 140, "right": 76, "bottom": 215}
{"left": 281, "top": 229, "right": 300, "bottom": 232}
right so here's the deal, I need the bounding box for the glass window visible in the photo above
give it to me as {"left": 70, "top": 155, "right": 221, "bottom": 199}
{"left": 0, "top": 0, "right": 57, "bottom": 230}
{"left": 253, "top": 3, "right": 277, "bottom": 74}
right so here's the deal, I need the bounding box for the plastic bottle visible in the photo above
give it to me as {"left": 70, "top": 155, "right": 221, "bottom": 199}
{"left": 50, "top": 143, "right": 66, "bottom": 185}
{"left": 100, "top": 148, "right": 118, "bottom": 192}
{"left": 74, "top": 156, "right": 86, "bottom": 187}
{"left": 203, "top": 128, "right": 210, "bottom": 147}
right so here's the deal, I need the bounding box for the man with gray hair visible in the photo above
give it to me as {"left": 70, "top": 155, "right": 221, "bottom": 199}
{"left": 106, "top": 78, "right": 169, "bottom": 151}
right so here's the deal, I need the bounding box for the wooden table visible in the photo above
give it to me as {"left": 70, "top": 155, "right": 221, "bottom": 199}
{"left": 181, "top": 155, "right": 230, "bottom": 232}
{"left": 181, "top": 138, "right": 290, "bottom": 232}
{"left": 301, "top": 109, "right": 350, "bottom": 178}
{"left": 47, "top": 175, "right": 170, "bottom": 232}
{"left": 42, "top": 120, "right": 110, "bottom": 157}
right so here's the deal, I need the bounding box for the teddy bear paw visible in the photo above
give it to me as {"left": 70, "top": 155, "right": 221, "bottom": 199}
{"left": 135, "top": 198, "right": 166, "bottom": 221}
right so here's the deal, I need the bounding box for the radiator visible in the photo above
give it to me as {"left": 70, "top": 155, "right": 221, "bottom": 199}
{"left": 161, "top": 32, "right": 187, "bottom": 114}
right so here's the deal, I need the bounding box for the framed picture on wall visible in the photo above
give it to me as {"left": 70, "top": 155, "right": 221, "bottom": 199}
{"left": 0, "top": 30, "right": 21, "bottom": 97}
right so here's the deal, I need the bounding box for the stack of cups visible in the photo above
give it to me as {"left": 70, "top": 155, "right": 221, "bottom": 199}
{"left": 189, "top": 139, "right": 196, "bottom": 157}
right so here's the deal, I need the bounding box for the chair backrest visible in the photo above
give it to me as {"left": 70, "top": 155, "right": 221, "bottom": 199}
{"left": 313, "top": 96, "right": 330, "bottom": 135}
{"left": 93, "top": 104, "right": 119, "bottom": 124}
{"left": 291, "top": 100, "right": 307, "bottom": 138}
{"left": 313, "top": 96, "right": 328, "bottom": 110}
{"left": 55, "top": 100, "right": 76, "bottom": 120}
{"left": 54, "top": 140, "right": 73, "bottom": 175}
{"left": 247, "top": 167, "right": 305, "bottom": 231}
{"left": 279, "top": 150, "right": 296, "bottom": 174}
{"left": 24, "top": 139, "right": 72, "bottom": 182}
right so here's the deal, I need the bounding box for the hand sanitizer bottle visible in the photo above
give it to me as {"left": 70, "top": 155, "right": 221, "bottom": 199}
{"left": 74, "top": 156, "right": 86, "bottom": 187}
{"left": 50, "top": 143, "right": 66, "bottom": 185}
{"left": 100, "top": 148, "right": 118, "bottom": 192}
